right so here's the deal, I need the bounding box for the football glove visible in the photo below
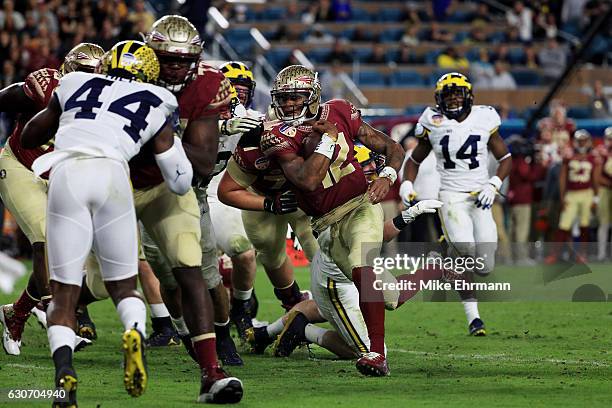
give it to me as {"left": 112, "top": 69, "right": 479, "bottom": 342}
{"left": 399, "top": 180, "right": 417, "bottom": 207}
{"left": 475, "top": 176, "right": 502, "bottom": 209}
{"left": 264, "top": 191, "right": 298, "bottom": 215}
{"left": 220, "top": 117, "right": 262, "bottom": 136}
{"left": 402, "top": 199, "right": 443, "bottom": 224}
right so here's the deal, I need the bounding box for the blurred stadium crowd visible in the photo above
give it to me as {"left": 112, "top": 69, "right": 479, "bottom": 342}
{"left": 0, "top": 0, "right": 611, "bottom": 262}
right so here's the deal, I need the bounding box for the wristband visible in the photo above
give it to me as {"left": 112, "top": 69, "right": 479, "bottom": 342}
{"left": 392, "top": 214, "right": 408, "bottom": 230}
{"left": 379, "top": 166, "right": 397, "bottom": 184}
{"left": 488, "top": 176, "right": 503, "bottom": 190}
{"left": 313, "top": 133, "right": 336, "bottom": 160}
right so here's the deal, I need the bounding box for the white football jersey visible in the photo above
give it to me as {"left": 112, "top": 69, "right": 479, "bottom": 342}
{"left": 416, "top": 105, "right": 500, "bottom": 193}
{"left": 206, "top": 106, "right": 264, "bottom": 197}
{"left": 52, "top": 72, "right": 177, "bottom": 163}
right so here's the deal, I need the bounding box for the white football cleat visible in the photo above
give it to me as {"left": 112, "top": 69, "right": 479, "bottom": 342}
{"left": 30, "top": 305, "right": 47, "bottom": 329}
{"left": 0, "top": 304, "right": 23, "bottom": 356}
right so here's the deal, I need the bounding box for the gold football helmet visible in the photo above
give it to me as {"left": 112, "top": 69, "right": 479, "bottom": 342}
{"left": 60, "top": 43, "right": 105, "bottom": 75}
{"left": 270, "top": 65, "right": 321, "bottom": 126}
{"left": 219, "top": 61, "right": 256, "bottom": 108}
{"left": 98, "top": 40, "right": 160, "bottom": 84}
{"left": 145, "top": 15, "right": 202, "bottom": 92}
{"left": 573, "top": 129, "right": 592, "bottom": 154}
{"left": 354, "top": 142, "right": 385, "bottom": 181}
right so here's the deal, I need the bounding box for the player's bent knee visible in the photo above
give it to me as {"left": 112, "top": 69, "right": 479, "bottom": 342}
{"left": 227, "top": 235, "right": 253, "bottom": 258}
{"left": 259, "top": 252, "right": 287, "bottom": 272}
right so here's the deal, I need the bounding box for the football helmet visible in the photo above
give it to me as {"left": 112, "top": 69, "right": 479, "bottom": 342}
{"left": 145, "top": 15, "right": 202, "bottom": 93}
{"left": 573, "top": 129, "right": 592, "bottom": 154}
{"left": 270, "top": 65, "right": 321, "bottom": 126}
{"left": 220, "top": 61, "right": 256, "bottom": 108}
{"left": 98, "top": 40, "right": 160, "bottom": 84}
{"left": 354, "top": 142, "right": 385, "bottom": 181}
{"left": 60, "top": 43, "right": 105, "bottom": 75}
{"left": 434, "top": 72, "right": 473, "bottom": 120}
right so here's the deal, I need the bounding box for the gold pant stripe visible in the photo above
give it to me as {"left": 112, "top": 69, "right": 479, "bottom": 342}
{"left": 327, "top": 278, "right": 368, "bottom": 353}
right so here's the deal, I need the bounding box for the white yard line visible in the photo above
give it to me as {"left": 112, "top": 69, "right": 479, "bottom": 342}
{"left": 389, "top": 348, "right": 610, "bottom": 367}
{"left": 4, "top": 363, "right": 54, "bottom": 371}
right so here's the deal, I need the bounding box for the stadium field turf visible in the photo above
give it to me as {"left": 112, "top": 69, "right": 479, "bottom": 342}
{"left": 0, "top": 262, "right": 610, "bottom": 407}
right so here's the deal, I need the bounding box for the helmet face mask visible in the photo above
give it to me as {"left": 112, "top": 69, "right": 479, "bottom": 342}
{"left": 99, "top": 41, "right": 160, "bottom": 84}
{"left": 271, "top": 65, "right": 321, "bottom": 126}
{"left": 145, "top": 15, "right": 202, "bottom": 93}
{"left": 219, "top": 61, "right": 256, "bottom": 108}
{"left": 61, "top": 43, "right": 105, "bottom": 75}
{"left": 573, "top": 129, "right": 592, "bottom": 154}
{"left": 435, "top": 73, "right": 473, "bottom": 120}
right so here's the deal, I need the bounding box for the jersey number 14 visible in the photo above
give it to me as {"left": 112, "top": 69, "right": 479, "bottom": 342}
{"left": 440, "top": 134, "right": 480, "bottom": 170}
{"left": 64, "top": 77, "right": 163, "bottom": 143}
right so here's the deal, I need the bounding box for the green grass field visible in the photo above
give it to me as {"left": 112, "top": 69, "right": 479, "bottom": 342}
{"left": 0, "top": 262, "right": 610, "bottom": 407}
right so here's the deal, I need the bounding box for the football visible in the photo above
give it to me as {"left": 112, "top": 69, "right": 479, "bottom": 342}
{"left": 301, "top": 132, "right": 322, "bottom": 158}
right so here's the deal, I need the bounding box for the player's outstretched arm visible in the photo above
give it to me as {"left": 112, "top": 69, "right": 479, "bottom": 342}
{"left": 400, "top": 138, "right": 432, "bottom": 207}
{"left": 488, "top": 131, "right": 512, "bottom": 181}
{"left": 20, "top": 95, "right": 61, "bottom": 149}
{"left": 153, "top": 123, "right": 193, "bottom": 195}
{"left": 0, "top": 83, "right": 37, "bottom": 113}
{"left": 356, "top": 120, "right": 405, "bottom": 172}
{"left": 182, "top": 116, "right": 220, "bottom": 178}
{"left": 383, "top": 199, "right": 443, "bottom": 241}
{"left": 218, "top": 169, "right": 266, "bottom": 210}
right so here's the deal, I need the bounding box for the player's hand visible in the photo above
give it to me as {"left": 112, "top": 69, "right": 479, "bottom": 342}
{"left": 402, "top": 199, "right": 443, "bottom": 223}
{"left": 220, "top": 117, "right": 262, "bottom": 135}
{"left": 264, "top": 191, "right": 298, "bottom": 215}
{"left": 475, "top": 176, "right": 502, "bottom": 210}
{"left": 399, "top": 180, "right": 417, "bottom": 207}
{"left": 368, "top": 177, "right": 391, "bottom": 204}
{"left": 312, "top": 119, "right": 339, "bottom": 141}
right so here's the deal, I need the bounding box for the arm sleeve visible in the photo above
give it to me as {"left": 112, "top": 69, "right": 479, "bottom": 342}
{"left": 155, "top": 136, "right": 193, "bottom": 195}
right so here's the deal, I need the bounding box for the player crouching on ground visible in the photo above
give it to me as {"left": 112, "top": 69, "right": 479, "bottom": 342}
{"left": 246, "top": 145, "right": 443, "bottom": 376}
{"left": 20, "top": 41, "right": 193, "bottom": 406}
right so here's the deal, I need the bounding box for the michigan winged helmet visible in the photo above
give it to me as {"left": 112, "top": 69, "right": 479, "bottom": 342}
{"left": 98, "top": 40, "right": 160, "bottom": 84}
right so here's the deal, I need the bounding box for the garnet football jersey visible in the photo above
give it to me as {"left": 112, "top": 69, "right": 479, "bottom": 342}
{"left": 129, "top": 61, "right": 232, "bottom": 189}
{"left": 7, "top": 68, "right": 60, "bottom": 178}
{"left": 260, "top": 99, "right": 368, "bottom": 216}
{"left": 565, "top": 153, "right": 598, "bottom": 191}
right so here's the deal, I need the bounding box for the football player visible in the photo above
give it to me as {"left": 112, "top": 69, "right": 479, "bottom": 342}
{"left": 596, "top": 127, "right": 611, "bottom": 261}
{"left": 259, "top": 65, "right": 405, "bottom": 371}
{"left": 246, "top": 146, "right": 442, "bottom": 377}
{"left": 401, "top": 73, "right": 512, "bottom": 336}
{"left": 0, "top": 43, "right": 104, "bottom": 355}
{"left": 545, "top": 129, "right": 601, "bottom": 263}
{"left": 20, "top": 40, "right": 192, "bottom": 406}
{"left": 134, "top": 15, "right": 243, "bottom": 401}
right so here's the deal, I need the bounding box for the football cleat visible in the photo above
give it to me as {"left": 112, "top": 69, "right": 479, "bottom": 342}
{"left": 76, "top": 307, "right": 97, "bottom": 340}
{"left": 180, "top": 334, "right": 198, "bottom": 363}
{"left": 229, "top": 299, "right": 253, "bottom": 341}
{"left": 245, "top": 326, "right": 274, "bottom": 354}
{"left": 356, "top": 352, "right": 390, "bottom": 377}
{"left": 31, "top": 302, "right": 48, "bottom": 329}
{"left": 469, "top": 318, "right": 486, "bottom": 336}
{"left": 145, "top": 326, "right": 181, "bottom": 347}
{"left": 216, "top": 333, "right": 243, "bottom": 366}
{"left": 122, "top": 327, "right": 147, "bottom": 397}
{"left": 280, "top": 290, "right": 312, "bottom": 312}
{"left": 0, "top": 304, "right": 28, "bottom": 356}
{"left": 198, "top": 366, "right": 243, "bottom": 404}
{"left": 52, "top": 367, "right": 78, "bottom": 408}
{"left": 273, "top": 310, "right": 308, "bottom": 357}
{"left": 74, "top": 336, "right": 92, "bottom": 352}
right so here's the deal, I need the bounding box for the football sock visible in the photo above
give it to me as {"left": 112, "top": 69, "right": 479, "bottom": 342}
{"left": 462, "top": 298, "right": 480, "bottom": 324}
{"left": 13, "top": 288, "right": 38, "bottom": 318}
{"left": 149, "top": 303, "right": 172, "bottom": 333}
{"left": 171, "top": 316, "right": 190, "bottom": 336}
{"left": 597, "top": 224, "right": 609, "bottom": 258}
{"left": 48, "top": 325, "right": 75, "bottom": 358}
{"left": 233, "top": 288, "right": 253, "bottom": 301}
{"left": 352, "top": 267, "right": 386, "bottom": 355}
{"left": 192, "top": 333, "right": 219, "bottom": 371}
{"left": 214, "top": 319, "right": 231, "bottom": 339}
{"left": 304, "top": 324, "right": 328, "bottom": 345}
{"left": 266, "top": 317, "right": 285, "bottom": 337}
{"left": 116, "top": 297, "right": 147, "bottom": 337}
{"left": 274, "top": 281, "right": 302, "bottom": 307}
